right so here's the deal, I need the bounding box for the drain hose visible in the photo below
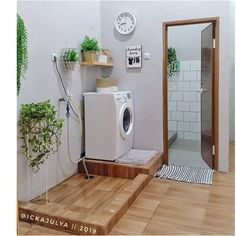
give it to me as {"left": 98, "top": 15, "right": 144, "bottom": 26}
{"left": 66, "top": 98, "right": 90, "bottom": 178}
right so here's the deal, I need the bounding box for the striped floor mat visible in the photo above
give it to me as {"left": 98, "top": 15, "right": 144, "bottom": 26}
{"left": 155, "top": 164, "right": 214, "bottom": 184}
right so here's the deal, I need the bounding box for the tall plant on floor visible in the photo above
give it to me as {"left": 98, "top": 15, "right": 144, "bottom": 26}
{"left": 168, "top": 47, "right": 178, "bottom": 78}
{"left": 19, "top": 100, "right": 64, "bottom": 172}
{"left": 17, "top": 14, "right": 28, "bottom": 95}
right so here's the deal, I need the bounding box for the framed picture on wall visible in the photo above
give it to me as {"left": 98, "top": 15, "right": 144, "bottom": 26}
{"left": 126, "top": 45, "right": 142, "bottom": 68}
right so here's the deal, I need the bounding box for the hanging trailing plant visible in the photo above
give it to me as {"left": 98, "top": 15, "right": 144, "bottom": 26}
{"left": 17, "top": 14, "right": 28, "bottom": 95}
{"left": 19, "top": 100, "right": 64, "bottom": 172}
{"left": 168, "top": 47, "right": 178, "bottom": 78}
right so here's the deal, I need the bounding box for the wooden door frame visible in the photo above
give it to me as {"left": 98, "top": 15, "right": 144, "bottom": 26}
{"left": 162, "top": 17, "right": 219, "bottom": 170}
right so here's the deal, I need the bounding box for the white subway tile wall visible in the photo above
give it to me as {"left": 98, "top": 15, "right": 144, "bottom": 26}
{"left": 171, "top": 111, "right": 184, "bottom": 121}
{"left": 168, "top": 121, "right": 177, "bottom": 131}
{"left": 190, "top": 102, "right": 201, "bottom": 112}
{"left": 190, "top": 122, "right": 201, "bottom": 132}
{"left": 196, "top": 112, "right": 201, "bottom": 122}
{"left": 178, "top": 81, "right": 190, "bottom": 91}
{"left": 184, "top": 92, "right": 196, "bottom": 101}
{"left": 178, "top": 131, "right": 184, "bottom": 139}
{"left": 184, "top": 71, "right": 197, "bottom": 81}
{"left": 168, "top": 60, "right": 201, "bottom": 140}
{"left": 184, "top": 132, "right": 197, "bottom": 140}
{"left": 180, "top": 61, "right": 190, "bottom": 71}
{"left": 190, "top": 60, "right": 201, "bottom": 71}
{"left": 168, "top": 82, "right": 178, "bottom": 91}
{"left": 190, "top": 81, "right": 201, "bottom": 91}
{"left": 178, "top": 121, "right": 190, "bottom": 131}
{"left": 196, "top": 71, "right": 201, "bottom": 81}
{"left": 177, "top": 101, "right": 190, "bottom": 111}
{"left": 196, "top": 92, "right": 201, "bottom": 101}
{"left": 168, "top": 101, "right": 177, "bottom": 111}
{"left": 184, "top": 112, "right": 197, "bottom": 122}
{"left": 169, "top": 91, "right": 183, "bottom": 101}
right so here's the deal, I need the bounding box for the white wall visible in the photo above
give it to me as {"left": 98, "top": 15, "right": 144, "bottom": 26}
{"left": 100, "top": 0, "right": 232, "bottom": 171}
{"left": 168, "top": 24, "right": 209, "bottom": 61}
{"left": 17, "top": 1, "right": 233, "bottom": 200}
{"left": 17, "top": 1, "right": 101, "bottom": 201}
{"left": 229, "top": 0, "right": 235, "bottom": 142}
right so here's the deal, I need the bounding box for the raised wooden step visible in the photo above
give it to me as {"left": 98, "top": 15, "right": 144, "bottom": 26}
{"left": 18, "top": 173, "right": 151, "bottom": 235}
{"left": 78, "top": 152, "right": 163, "bottom": 179}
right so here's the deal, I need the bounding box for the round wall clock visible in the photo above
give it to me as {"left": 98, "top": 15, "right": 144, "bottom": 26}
{"left": 115, "top": 12, "right": 137, "bottom": 35}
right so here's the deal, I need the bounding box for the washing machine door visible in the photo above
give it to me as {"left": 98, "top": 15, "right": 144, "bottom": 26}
{"left": 119, "top": 103, "right": 134, "bottom": 139}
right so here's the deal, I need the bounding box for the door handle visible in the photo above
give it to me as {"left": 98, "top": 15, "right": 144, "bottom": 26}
{"left": 199, "top": 88, "right": 207, "bottom": 93}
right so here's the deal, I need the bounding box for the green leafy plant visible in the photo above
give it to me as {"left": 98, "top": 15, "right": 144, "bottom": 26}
{"left": 62, "top": 49, "right": 79, "bottom": 62}
{"left": 17, "top": 14, "right": 28, "bottom": 95}
{"left": 80, "top": 36, "right": 100, "bottom": 52}
{"left": 19, "top": 100, "right": 64, "bottom": 172}
{"left": 168, "top": 47, "right": 178, "bottom": 78}
{"left": 101, "top": 74, "right": 110, "bottom": 79}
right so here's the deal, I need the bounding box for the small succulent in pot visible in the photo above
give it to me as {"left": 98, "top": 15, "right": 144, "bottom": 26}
{"left": 80, "top": 36, "right": 100, "bottom": 62}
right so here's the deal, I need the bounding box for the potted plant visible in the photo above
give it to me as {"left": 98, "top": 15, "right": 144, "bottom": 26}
{"left": 61, "top": 48, "right": 79, "bottom": 70}
{"left": 168, "top": 47, "right": 179, "bottom": 78}
{"left": 17, "top": 14, "right": 28, "bottom": 95}
{"left": 19, "top": 100, "right": 64, "bottom": 172}
{"left": 80, "top": 36, "right": 100, "bottom": 62}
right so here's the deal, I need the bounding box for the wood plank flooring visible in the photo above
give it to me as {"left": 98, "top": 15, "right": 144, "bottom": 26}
{"left": 18, "top": 143, "right": 235, "bottom": 235}
{"left": 111, "top": 142, "right": 235, "bottom": 235}
{"left": 78, "top": 152, "right": 163, "bottom": 179}
{"left": 18, "top": 174, "right": 150, "bottom": 235}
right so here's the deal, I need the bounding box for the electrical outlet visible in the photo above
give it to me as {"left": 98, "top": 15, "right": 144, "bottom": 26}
{"left": 51, "top": 53, "right": 57, "bottom": 62}
{"left": 144, "top": 53, "right": 151, "bottom": 60}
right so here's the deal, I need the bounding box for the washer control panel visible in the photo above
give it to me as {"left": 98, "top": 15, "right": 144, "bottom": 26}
{"left": 115, "top": 92, "right": 132, "bottom": 103}
{"left": 126, "top": 92, "right": 131, "bottom": 99}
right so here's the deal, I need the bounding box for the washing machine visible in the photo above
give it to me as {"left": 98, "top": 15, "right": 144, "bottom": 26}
{"left": 83, "top": 91, "right": 134, "bottom": 161}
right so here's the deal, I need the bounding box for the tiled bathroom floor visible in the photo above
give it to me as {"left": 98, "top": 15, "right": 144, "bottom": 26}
{"left": 168, "top": 139, "right": 210, "bottom": 169}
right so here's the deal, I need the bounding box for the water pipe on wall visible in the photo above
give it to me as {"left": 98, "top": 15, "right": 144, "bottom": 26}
{"left": 52, "top": 54, "right": 90, "bottom": 179}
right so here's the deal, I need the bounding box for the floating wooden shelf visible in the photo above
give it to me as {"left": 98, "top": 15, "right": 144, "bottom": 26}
{"left": 80, "top": 61, "right": 113, "bottom": 67}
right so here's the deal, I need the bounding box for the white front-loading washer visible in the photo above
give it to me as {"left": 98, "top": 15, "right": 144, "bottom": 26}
{"left": 83, "top": 91, "right": 134, "bottom": 161}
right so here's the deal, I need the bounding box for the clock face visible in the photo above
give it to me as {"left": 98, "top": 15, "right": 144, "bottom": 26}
{"left": 115, "top": 12, "right": 136, "bottom": 35}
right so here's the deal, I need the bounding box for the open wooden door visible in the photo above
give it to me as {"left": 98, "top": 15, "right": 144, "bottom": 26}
{"left": 201, "top": 23, "right": 214, "bottom": 169}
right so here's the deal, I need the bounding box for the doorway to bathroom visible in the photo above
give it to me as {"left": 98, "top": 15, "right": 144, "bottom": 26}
{"left": 162, "top": 17, "right": 219, "bottom": 170}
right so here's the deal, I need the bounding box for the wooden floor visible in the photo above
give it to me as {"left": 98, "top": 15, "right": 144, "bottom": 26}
{"left": 111, "top": 142, "right": 235, "bottom": 235}
{"left": 18, "top": 174, "right": 150, "bottom": 235}
{"left": 18, "top": 143, "right": 235, "bottom": 235}
{"left": 78, "top": 152, "right": 163, "bottom": 179}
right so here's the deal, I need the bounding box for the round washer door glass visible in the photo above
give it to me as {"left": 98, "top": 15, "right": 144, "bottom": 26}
{"left": 123, "top": 108, "right": 131, "bottom": 132}
{"left": 120, "top": 104, "right": 133, "bottom": 139}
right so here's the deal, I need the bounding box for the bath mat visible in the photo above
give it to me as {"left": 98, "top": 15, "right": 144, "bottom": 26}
{"left": 155, "top": 164, "right": 214, "bottom": 184}
{"left": 115, "top": 149, "right": 157, "bottom": 165}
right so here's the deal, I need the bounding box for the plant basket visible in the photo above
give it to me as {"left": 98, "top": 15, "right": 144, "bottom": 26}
{"left": 96, "top": 78, "right": 117, "bottom": 87}
{"left": 83, "top": 51, "right": 97, "bottom": 63}
{"left": 96, "top": 78, "right": 118, "bottom": 92}
{"left": 63, "top": 62, "right": 77, "bottom": 70}
{"left": 60, "top": 48, "right": 79, "bottom": 71}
